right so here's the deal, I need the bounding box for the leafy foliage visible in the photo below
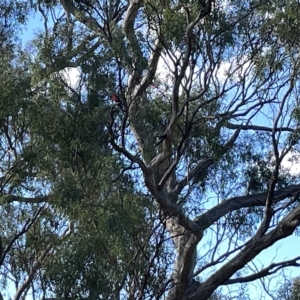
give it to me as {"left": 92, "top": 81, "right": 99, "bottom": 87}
{"left": 1, "top": 0, "right": 300, "bottom": 299}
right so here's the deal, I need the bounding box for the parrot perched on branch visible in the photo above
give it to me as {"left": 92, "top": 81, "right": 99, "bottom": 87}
{"left": 111, "top": 93, "right": 121, "bottom": 105}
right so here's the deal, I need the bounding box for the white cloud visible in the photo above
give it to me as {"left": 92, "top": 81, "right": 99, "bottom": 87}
{"left": 59, "top": 67, "right": 81, "bottom": 89}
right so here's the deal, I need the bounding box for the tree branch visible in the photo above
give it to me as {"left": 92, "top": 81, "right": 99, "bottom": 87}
{"left": 131, "top": 38, "right": 163, "bottom": 99}
{"left": 177, "top": 128, "right": 241, "bottom": 194}
{"left": 224, "top": 256, "right": 300, "bottom": 285}
{"left": 60, "top": 0, "right": 103, "bottom": 34}
{"left": 13, "top": 222, "right": 73, "bottom": 300}
{"left": 106, "top": 108, "right": 147, "bottom": 172}
{"left": 188, "top": 205, "right": 300, "bottom": 299}
{"left": 195, "top": 184, "right": 300, "bottom": 230}
{"left": 0, "top": 206, "right": 45, "bottom": 267}
{"left": 13, "top": 243, "right": 53, "bottom": 300}
{"left": 123, "top": 0, "right": 143, "bottom": 91}
{"left": 226, "top": 122, "right": 294, "bottom": 132}
{"left": 0, "top": 195, "right": 48, "bottom": 204}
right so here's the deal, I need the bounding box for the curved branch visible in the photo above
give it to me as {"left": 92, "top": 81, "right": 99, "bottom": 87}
{"left": 0, "top": 206, "right": 45, "bottom": 267}
{"left": 151, "top": 3, "right": 213, "bottom": 171}
{"left": 132, "top": 38, "right": 163, "bottom": 99}
{"left": 177, "top": 128, "right": 241, "bottom": 194}
{"left": 226, "top": 122, "right": 295, "bottom": 132}
{"left": 13, "top": 243, "right": 53, "bottom": 300}
{"left": 13, "top": 222, "right": 73, "bottom": 300}
{"left": 1, "top": 195, "right": 48, "bottom": 204}
{"left": 188, "top": 205, "right": 300, "bottom": 299}
{"left": 224, "top": 256, "right": 300, "bottom": 285}
{"left": 122, "top": 0, "right": 142, "bottom": 40}
{"left": 106, "top": 110, "right": 147, "bottom": 172}
{"left": 195, "top": 184, "right": 300, "bottom": 230}
{"left": 123, "top": 0, "right": 143, "bottom": 91}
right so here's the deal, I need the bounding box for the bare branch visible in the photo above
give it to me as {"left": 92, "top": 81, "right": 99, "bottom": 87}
{"left": 224, "top": 256, "right": 300, "bottom": 285}
{"left": 0, "top": 195, "right": 48, "bottom": 204}
{"left": 132, "top": 38, "right": 163, "bottom": 99}
{"left": 194, "top": 244, "right": 245, "bottom": 277}
{"left": 106, "top": 108, "right": 146, "bottom": 172}
{"left": 225, "top": 122, "right": 294, "bottom": 132}
{"left": 195, "top": 184, "right": 300, "bottom": 230}
{"left": 257, "top": 77, "right": 296, "bottom": 237}
{"left": 123, "top": 0, "right": 143, "bottom": 91}
{"left": 189, "top": 205, "right": 300, "bottom": 299}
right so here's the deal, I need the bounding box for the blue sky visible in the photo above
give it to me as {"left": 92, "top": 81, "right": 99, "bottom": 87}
{"left": 19, "top": 13, "right": 41, "bottom": 43}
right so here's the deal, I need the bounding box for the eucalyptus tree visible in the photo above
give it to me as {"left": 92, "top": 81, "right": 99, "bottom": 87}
{"left": 1, "top": 0, "right": 300, "bottom": 299}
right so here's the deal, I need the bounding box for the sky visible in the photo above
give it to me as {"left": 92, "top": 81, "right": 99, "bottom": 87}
{"left": 157, "top": 37, "right": 300, "bottom": 298}
{"left": 3, "top": 5, "right": 300, "bottom": 300}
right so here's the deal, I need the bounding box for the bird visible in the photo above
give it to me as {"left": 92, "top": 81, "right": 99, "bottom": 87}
{"left": 111, "top": 93, "right": 121, "bottom": 105}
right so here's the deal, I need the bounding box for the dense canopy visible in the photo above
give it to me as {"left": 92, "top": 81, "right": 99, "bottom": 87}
{"left": 1, "top": 0, "right": 300, "bottom": 299}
